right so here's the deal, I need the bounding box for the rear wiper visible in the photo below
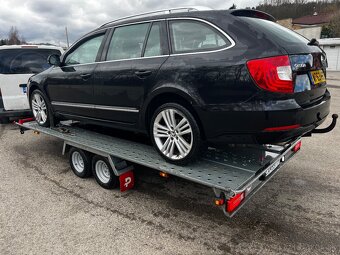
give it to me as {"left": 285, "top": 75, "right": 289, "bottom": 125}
{"left": 307, "top": 38, "right": 319, "bottom": 46}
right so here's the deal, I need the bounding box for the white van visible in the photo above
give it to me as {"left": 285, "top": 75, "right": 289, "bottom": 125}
{"left": 0, "top": 45, "right": 63, "bottom": 121}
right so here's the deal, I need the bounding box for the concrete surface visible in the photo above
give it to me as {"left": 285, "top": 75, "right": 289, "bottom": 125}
{"left": 0, "top": 85, "right": 339, "bottom": 255}
{"left": 327, "top": 71, "right": 340, "bottom": 82}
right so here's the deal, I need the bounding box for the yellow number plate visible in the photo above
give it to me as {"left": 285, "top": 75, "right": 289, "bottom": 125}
{"left": 310, "top": 70, "right": 326, "bottom": 85}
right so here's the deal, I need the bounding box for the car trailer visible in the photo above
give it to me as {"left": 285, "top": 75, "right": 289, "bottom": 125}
{"left": 16, "top": 114, "right": 338, "bottom": 218}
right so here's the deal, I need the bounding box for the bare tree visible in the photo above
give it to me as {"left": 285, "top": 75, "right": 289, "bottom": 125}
{"left": 8, "top": 26, "right": 21, "bottom": 45}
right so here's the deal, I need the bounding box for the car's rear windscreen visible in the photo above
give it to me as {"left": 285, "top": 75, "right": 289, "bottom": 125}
{"left": 239, "top": 17, "right": 309, "bottom": 46}
{"left": 0, "top": 48, "right": 61, "bottom": 74}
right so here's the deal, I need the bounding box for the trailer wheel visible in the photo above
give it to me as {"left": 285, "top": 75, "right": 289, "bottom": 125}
{"left": 92, "top": 156, "right": 118, "bottom": 189}
{"left": 69, "top": 148, "right": 92, "bottom": 178}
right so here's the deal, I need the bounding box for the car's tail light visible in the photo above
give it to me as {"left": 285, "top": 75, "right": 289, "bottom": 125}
{"left": 247, "top": 55, "right": 293, "bottom": 93}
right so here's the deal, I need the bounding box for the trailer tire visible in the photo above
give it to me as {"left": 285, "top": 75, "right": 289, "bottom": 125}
{"left": 69, "top": 148, "right": 92, "bottom": 178}
{"left": 92, "top": 155, "right": 119, "bottom": 189}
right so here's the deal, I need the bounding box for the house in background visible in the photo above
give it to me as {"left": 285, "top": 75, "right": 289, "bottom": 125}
{"left": 319, "top": 38, "right": 340, "bottom": 71}
{"left": 292, "top": 12, "right": 334, "bottom": 39}
{"left": 278, "top": 12, "right": 334, "bottom": 40}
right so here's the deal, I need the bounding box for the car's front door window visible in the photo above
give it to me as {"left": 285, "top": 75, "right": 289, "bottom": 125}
{"left": 65, "top": 34, "right": 104, "bottom": 65}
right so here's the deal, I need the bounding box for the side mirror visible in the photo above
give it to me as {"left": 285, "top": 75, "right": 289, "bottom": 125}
{"left": 47, "top": 54, "right": 61, "bottom": 66}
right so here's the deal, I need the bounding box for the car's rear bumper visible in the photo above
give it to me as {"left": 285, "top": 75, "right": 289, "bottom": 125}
{"left": 197, "top": 91, "right": 331, "bottom": 145}
{"left": 0, "top": 108, "right": 32, "bottom": 118}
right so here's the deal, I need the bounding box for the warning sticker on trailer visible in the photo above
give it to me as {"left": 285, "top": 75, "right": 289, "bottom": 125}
{"left": 264, "top": 160, "right": 280, "bottom": 177}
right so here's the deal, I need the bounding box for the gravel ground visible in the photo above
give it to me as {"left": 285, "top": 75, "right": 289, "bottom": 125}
{"left": 0, "top": 82, "right": 339, "bottom": 255}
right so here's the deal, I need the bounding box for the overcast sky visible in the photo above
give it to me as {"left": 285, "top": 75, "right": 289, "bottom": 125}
{"left": 0, "top": 0, "right": 261, "bottom": 46}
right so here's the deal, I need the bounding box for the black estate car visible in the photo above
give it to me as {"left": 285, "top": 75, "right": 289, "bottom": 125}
{"left": 27, "top": 8, "right": 331, "bottom": 165}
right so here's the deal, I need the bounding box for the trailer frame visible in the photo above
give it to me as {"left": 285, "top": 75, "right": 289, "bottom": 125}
{"left": 15, "top": 116, "right": 337, "bottom": 217}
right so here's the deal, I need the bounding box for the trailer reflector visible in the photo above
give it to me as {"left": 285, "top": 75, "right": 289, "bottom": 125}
{"left": 214, "top": 198, "right": 225, "bottom": 206}
{"left": 226, "top": 192, "right": 245, "bottom": 213}
{"left": 292, "top": 140, "right": 302, "bottom": 152}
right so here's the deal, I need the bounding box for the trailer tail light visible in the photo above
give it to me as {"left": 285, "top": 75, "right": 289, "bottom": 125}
{"left": 226, "top": 192, "right": 245, "bottom": 213}
{"left": 247, "top": 55, "right": 293, "bottom": 93}
{"left": 159, "top": 171, "right": 169, "bottom": 178}
{"left": 292, "top": 140, "right": 302, "bottom": 152}
{"left": 264, "top": 124, "right": 301, "bottom": 132}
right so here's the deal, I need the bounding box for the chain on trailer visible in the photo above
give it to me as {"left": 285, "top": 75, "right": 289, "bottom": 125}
{"left": 15, "top": 114, "right": 338, "bottom": 217}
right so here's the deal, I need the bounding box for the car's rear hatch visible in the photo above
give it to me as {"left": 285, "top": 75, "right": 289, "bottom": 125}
{"left": 237, "top": 15, "right": 328, "bottom": 107}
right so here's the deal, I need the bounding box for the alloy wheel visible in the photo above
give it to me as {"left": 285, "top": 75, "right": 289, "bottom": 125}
{"left": 31, "top": 93, "right": 48, "bottom": 125}
{"left": 153, "top": 108, "right": 193, "bottom": 160}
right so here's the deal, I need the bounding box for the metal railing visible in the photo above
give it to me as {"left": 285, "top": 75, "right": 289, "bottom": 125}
{"left": 100, "top": 6, "right": 212, "bottom": 27}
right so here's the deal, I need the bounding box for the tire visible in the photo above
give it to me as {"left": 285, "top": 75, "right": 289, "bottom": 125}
{"left": 30, "top": 90, "right": 57, "bottom": 127}
{"left": 150, "top": 103, "right": 202, "bottom": 165}
{"left": 0, "top": 117, "right": 10, "bottom": 124}
{"left": 69, "top": 148, "right": 92, "bottom": 178}
{"left": 92, "top": 155, "right": 119, "bottom": 189}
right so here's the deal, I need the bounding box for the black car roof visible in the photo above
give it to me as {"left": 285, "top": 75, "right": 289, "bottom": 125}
{"left": 75, "top": 9, "right": 275, "bottom": 45}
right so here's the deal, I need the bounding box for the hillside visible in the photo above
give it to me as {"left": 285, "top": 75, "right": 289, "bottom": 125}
{"left": 256, "top": 0, "right": 340, "bottom": 20}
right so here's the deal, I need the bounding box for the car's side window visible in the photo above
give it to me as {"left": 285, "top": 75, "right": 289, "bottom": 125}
{"left": 65, "top": 34, "right": 104, "bottom": 65}
{"left": 144, "top": 22, "right": 162, "bottom": 57}
{"left": 169, "top": 20, "right": 231, "bottom": 54}
{"left": 107, "top": 23, "right": 149, "bottom": 61}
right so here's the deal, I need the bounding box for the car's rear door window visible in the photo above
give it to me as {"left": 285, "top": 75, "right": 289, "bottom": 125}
{"left": 144, "top": 22, "right": 162, "bottom": 57}
{"left": 0, "top": 49, "right": 61, "bottom": 74}
{"left": 169, "top": 20, "right": 231, "bottom": 54}
{"left": 65, "top": 34, "right": 104, "bottom": 65}
{"left": 107, "top": 23, "right": 149, "bottom": 61}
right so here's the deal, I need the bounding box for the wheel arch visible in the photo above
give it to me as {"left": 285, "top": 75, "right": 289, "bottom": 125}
{"left": 28, "top": 84, "right": 40, "bottom": 100}
{"left": 142, "top": 88, "right": 206, "bottom": 139}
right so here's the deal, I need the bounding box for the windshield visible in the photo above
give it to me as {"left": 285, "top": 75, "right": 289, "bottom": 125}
{"left": 0, "top": 48, "right": 61, "bottom": 74}
{"left": 240, "top": 17, "right": 309, "bottom": 45}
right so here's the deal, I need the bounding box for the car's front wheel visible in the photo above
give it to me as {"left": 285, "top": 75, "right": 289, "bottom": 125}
{"left": 30, "top": 90, "right": 50, "bottom": 127}
{"left": 150, "top": 103, "right": 202, "bottom": 165}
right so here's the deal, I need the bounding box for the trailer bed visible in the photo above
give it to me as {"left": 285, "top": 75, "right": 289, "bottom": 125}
{"left": 18, "top": 121, "right": 301, "bottom": 217}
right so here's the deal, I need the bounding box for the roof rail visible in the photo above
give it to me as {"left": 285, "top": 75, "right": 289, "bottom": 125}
{"left": 100, "top": 6, "right": 212, "bottom": 27}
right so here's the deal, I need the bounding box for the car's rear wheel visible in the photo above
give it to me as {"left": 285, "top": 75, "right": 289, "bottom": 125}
{"left": 150, "top": 103, "right": 202, "bottom": 165}
{"left": 30, "top": 90, "right": 50, "bottom": 127}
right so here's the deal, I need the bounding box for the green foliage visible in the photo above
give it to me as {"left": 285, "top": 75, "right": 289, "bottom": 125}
{"left": 321, "top": 24, "right": 335, "bottom": 38}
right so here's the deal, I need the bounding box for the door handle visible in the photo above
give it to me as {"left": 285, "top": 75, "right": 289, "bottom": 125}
{"left": 80, "top": 73, "right": 92, "bottom": 80}
{"left": 135, "top": 70, "right": 152, "bottom": 78}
